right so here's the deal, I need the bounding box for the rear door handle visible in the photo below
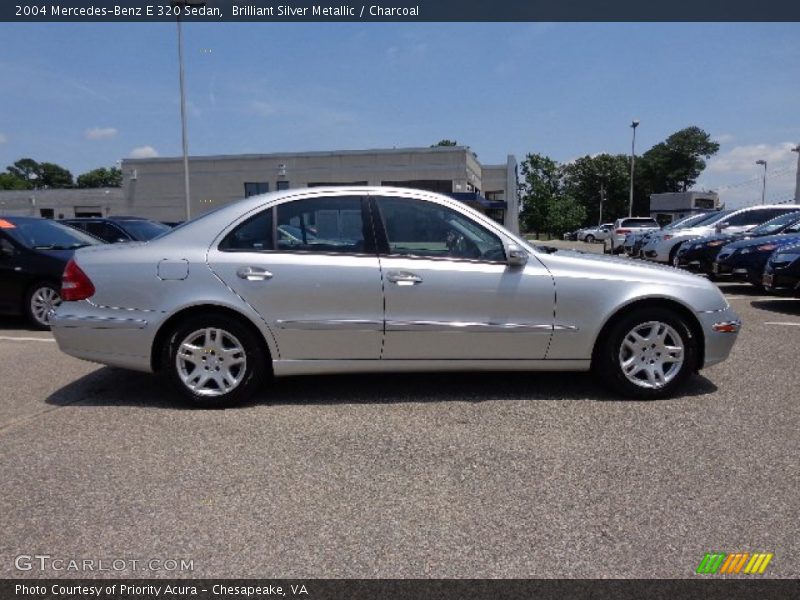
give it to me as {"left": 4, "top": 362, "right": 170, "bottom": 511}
{"left": 386, "top": 271, "right": 423, "bottom": 286}
{"left": 236, "top": 266, "right": 273, "bottom": 281}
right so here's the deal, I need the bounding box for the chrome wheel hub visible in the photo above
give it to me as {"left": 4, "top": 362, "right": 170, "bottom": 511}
{"left": 31, "top": 286, "right": 61, "bottom": 326}
{"left": 176, "top": 328, "right": 247, "bottom": 397}
{"left": 618, "top": 321, "right": 685, "bottom": 390}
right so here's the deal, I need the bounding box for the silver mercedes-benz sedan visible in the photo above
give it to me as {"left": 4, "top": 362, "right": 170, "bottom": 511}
{"left": 51, "top": 187, "right": 741, "bottom": 407}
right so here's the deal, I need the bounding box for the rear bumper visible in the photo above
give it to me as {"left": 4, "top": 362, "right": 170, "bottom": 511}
{"left": 50, "top": 302, "right": 158, "bottom": 372}
{"left": 697, "top": 307, "right": 741, "bottom": 368}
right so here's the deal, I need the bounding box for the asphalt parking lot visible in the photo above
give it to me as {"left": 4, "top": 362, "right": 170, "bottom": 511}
{"left": 1, "top": 241, "right": 798, "bottom": 579}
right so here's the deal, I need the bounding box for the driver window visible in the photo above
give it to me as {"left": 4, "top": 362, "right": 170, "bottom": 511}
{"left": 377, "top": 197, "right": 506, "bottom": 262}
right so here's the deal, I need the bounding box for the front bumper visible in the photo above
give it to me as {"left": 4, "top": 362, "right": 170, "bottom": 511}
{"left": 697, "top": 306, "right": 741, "bottom": 368}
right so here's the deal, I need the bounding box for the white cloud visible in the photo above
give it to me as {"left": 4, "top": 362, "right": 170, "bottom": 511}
{"left": 707, "top": 142, "right": 797, "bottom": 174}
{"left": 712, "top": 133, "right": 735, "bottom": 144}
{"left": 0, "top": 133, "right": 7, "bottom": 144}
{"left": 249, "top": 100, "right": 277, "bottom": 117}
{"left": 85, "top": 127, "right": 118, "bottom": 140}
{"left": 129, "top": 145, "right": 159, "bottom": 159}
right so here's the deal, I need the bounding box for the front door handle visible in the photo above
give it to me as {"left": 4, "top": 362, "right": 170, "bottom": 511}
{"left": 386, "top": 270, "right": 423, "bottom": 286}
{"left": 236, "top": 266, "right": 273, "bottom": 281}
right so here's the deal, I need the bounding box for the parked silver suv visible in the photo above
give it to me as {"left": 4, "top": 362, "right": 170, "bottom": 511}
{"left": 604, "top": 217, "right": 660, "bottom": 254}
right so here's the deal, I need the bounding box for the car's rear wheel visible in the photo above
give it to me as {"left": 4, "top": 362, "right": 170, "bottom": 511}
{"left": 594, "top": 308, "right": 698, "bottom": 399}
{"left": 164, "top": 314, "right": 268, "bottom": 408}
{"left": 584, "top": 234, "right": 595, "bottom": 243}
{"left": 25, "top": 282, "right": 61, "bottom": 330}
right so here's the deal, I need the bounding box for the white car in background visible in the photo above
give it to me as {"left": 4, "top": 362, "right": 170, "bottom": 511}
{"left": 578, "top": 223, "right": 614, "bottom": 243}
{"left": 642, "top": 205, "right": 800, "bottom": 265}
{"left": 604, "top": 217, "right": 660, "bottom": 254}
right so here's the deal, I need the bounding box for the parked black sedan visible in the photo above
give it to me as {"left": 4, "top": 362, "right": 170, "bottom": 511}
{"left": 763, "top": 242, "right": 800, "bottom": 295}
{"left": 713, "top": 226, "right": 800, "bottom": 286}
{"left": 676, "top": 210, "right": 800, "bottom": 275}
{"left": 61, "top": 216, "right": 170, "bottom": 243}
{"left": 0, "top": 216, "right": 104, "bottom": 328}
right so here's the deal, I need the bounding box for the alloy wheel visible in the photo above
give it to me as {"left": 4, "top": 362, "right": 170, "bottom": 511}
{"left": 30, "top": 285, "right": 61, "bottom": 327}
{"left": 175, "top": 327, "right": 247, "bottom": 397}
{"left": 618, "top": 321, "right": 685, "bottom": 389}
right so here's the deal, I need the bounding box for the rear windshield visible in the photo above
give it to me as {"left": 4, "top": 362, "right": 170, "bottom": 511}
{"left": 621, "top": 218, "right": 658, "bottom": 228}
{"left": 2, "top": 219, "right": 102, "bottom": 250}
{"left": 119, "top": 219, "right": 171, "bottom": 241}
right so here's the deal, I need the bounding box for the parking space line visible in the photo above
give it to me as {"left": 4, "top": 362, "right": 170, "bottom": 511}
{"left": 763, "top": 322, "right": 800, "bottom": 327}
{"left": 0, "top": 336, "right": 55, "bottom": 342}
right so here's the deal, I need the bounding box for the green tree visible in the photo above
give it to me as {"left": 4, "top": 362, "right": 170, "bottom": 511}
{"left": 638, "top": 126, "right": 720, "bottom": 195}
{"left": 77, "top": 167, "right": 122, "bottom": 188}
{"left": 7, "top": 158, "right": 40, "bottom": 186}
{"left": 37, "top": 162, "right": 73, "bottom": 188}
{"left": 561, "top": 154, "right": 630, "bottom": 225}
{"left": 543, "top": 194, "right": 587, "bottom": 236}
{"left": 0, "top": 172, "right": 31, "bottom": 190}
{"left": 519, "top": 153, "right": 562, "bottom": 234}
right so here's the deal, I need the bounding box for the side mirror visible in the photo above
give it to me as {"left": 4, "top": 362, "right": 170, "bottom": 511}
{"left": 0, "top": 243, "right": 15, "bottom": 258}
{"left": 716, "top": 222, "right": 730, "bottom": 232}
{"left": 507, "top": 243, "right": 529, "bottom": 267}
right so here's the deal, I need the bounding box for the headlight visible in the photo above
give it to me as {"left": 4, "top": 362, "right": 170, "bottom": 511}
{"left": 708, "top": 240, "right": 726, "bottom": 247}
{"left": 756, "top": 243, "right": 778, "bottom": 252}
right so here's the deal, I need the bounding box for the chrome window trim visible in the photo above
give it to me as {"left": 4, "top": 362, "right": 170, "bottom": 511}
{"left": 275, "top": 319, "right": 383, "bottom": 331}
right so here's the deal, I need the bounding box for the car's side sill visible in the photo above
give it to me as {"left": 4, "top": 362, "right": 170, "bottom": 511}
{"left": 272, "top": 359, "right": 590, "bottom": 377}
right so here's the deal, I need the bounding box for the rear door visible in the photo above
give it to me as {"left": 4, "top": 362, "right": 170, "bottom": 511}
{"left": 206, "top": 194, "right": 384, "bottom": 360}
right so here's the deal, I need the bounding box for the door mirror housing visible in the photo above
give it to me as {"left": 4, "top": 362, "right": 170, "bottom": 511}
{"left": 506, "top": 243, "right": 528, "bottom": 267}
{"left": 0, "top": 241, "right": 15, "bottom": 258}
{"left": 716, "top": 221, "right": 730, "bottom": 232}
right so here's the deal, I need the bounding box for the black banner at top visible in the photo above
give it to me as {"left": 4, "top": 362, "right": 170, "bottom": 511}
{"left": 3, "top": 0, "right": 800, "bottom": 22}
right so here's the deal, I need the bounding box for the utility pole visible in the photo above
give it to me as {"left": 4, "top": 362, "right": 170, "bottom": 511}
{"left": 628, "top": 119, "right": 639, "bottom": 217}
{"left": 599, "top": 180, "right": 606, "bottom": 225}
{"left": 793, "top": 145, "right": 800, "bottom": 203}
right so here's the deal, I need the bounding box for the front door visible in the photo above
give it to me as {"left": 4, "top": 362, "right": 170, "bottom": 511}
{"left": 372, "top": 195, "right": 555, "bottom": 360}
{"left": 207, "top": 194, "right": 384, "bottom": 360}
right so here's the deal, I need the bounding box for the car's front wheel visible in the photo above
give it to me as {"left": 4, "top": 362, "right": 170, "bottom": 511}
{"left": 25, "top": 282, "right": 61, "bottom": 330}
{"left": 584, "top": 234, "right": 595, "bottom": 243}
{"left": 594, "top": 308, "right": 698, "bottom": 399}
{"left": 164, "top": 314, "right": 268, "bottom": 408}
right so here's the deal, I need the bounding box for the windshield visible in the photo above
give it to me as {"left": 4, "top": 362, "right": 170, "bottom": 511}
{"left": 3, "top": 218, "right": 103, "bottom": 250}
{"left": 119, "top": 219, "right": 171, "bottom": 241}
{"left": 664, "top": 213, "right": 714, "bottom": 230}
{"left": 749, "top": 212, "right": 800, "bottom": 236}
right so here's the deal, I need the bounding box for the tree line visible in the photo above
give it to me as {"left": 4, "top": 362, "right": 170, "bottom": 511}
{"left": 519, "top": 126, "right": 720, "bottom": 236}
{"left": 0, "top": 158, "right": 122, "bottom": 190}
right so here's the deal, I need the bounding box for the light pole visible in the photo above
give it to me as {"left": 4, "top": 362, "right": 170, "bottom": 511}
{"left": 792, "top": 145, "right": 800, "bottom": 203}
{"left": 172, "top": 0, "right": 205, "bottom": 220}
{"left": 755, "top": 159, "right": 767, "bottom": 205}
{"left": 628, "top": 119, "right": 639, "bottom": 217}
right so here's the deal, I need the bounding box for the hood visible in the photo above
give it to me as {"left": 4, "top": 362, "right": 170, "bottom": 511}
{"left": 689, "top": 232, "right": 745, "bottom": 246}
{"left": 537, "top": 248, "right": 712, "bottom": 287}
{"left": 723, "top": 231, "right": 800, "bottom": 251}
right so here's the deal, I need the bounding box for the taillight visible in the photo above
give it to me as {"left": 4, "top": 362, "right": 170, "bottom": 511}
{"left": 616, "top": 228, "right": 630, "bottom": 235}
{"left": 61, "top": 258, "right": 95, "bottom": 301}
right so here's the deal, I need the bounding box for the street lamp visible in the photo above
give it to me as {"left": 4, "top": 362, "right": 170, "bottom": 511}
{"left": 628, "top": 120, "right": 640, "bottom": 217}
{"left": 755, "top": 159, "right": 767, "bottom": 205}
{"left": 792, "top": 145, "right": 800, "bottom": 203}
{"left": 172, "top": 0, "right": 206, "bottom": 220}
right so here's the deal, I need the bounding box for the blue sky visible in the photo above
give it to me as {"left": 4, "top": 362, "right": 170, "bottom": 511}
{"left": 1, "top": 22, "right": 799, "bottom": 207}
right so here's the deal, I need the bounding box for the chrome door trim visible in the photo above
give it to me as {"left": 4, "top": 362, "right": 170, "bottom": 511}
{"left": 275, "top": 319, "right": 383, "bottom": 331}
{"left": 49, "top": 314, "right": 149, "bottom": 330}
{"left": 385, "top": 320, "right": 554, "bottom": 333}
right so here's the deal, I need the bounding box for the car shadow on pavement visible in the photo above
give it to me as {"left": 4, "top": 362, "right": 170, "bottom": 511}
{"left": 750, "top": 298, "right": 800, "bottom": 316}
{"left": 715, "top": 283, "right": 763, "bottom": 296}
{"left": 0, "top": 316, "right": 42, "bottom": 332}
{"left": 46, "top": 366, "right": 718, "bottom": 410}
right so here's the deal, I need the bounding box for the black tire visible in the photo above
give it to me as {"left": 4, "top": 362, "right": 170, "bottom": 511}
{"left": 593, "top": 307, "right": 698, "bottom": 400}
{"left": 163, "top": 313, "right": 269, "bottom": 408}
{"left": 668, "top": 245, "right": 681, "bottom": 268}
{"left": 24, "top": 281, "right": 61, "bottom": 330}
{"left": 584, "top": 234, "right": 595, "bottom": 244}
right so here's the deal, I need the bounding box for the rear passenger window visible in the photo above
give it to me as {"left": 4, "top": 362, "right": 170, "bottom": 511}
{"left": 276, "top": 196, "right": 366, "bottom": 254}
{"left": 219, "top": 209, "right": 274, "bottom": 252}
{"left": 726, "top": 209, "right": 785, "bottom": 227}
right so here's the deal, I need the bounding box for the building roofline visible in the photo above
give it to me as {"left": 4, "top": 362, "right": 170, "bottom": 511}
{"left": 122, "top": 146, "right": 474, "bottom": 164}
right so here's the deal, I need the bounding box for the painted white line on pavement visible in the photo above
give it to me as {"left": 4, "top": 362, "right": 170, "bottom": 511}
{"left": 0, "top": 336, "right": 55, "bottom": 342}
{"left": 763, "top": 322, "right": 800, "bottom": 327}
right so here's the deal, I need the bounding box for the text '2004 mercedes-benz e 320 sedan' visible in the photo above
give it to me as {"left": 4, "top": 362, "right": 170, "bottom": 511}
{"left": 51, "top": 187, "right": 741, "bottom": 407}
